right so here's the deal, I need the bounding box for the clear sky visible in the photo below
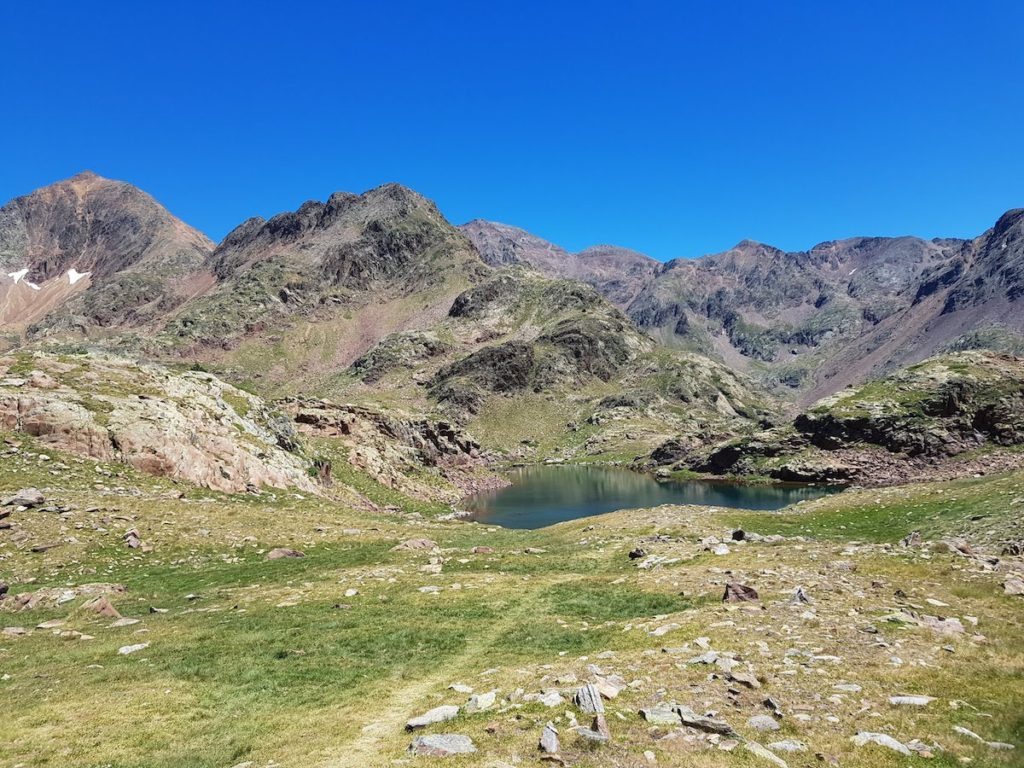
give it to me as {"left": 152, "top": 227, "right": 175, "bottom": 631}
{"left": 2, "top": 2, "right": 1022, "bottom": 260}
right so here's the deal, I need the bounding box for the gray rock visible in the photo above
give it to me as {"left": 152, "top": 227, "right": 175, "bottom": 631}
{"left": 640, "top": 702, "right": 681, "bottom": 726}
{"left": 393, "top": 538, "right": 439, "bottom": 552}
{"left": 767, "top": 739, "right": 807, "bottom": 753}
{"left": 729, "top": 671, "right": 761, "bottom": 689}
{"left": 464, "top": 690, "right": 495, "bottom": 713}
{"left": 1004, "top": 575, "right": 1024, "bottom": 596}
{"left": 573, "top": 683, "right": 605, "bottom": 714}
{"left": 744, "top": 741, "right": 789, "bottom": 767}
{"left": 953, "top": 725, "right": 1016, "bottom": 750}
{"left": 405, "top": 705, "right": 460, "bottom": 731}
{"left": 889, "top": 695, "right": 935, "bottom": 706}
{"left": 539, "top": 722, "right": 560, "bottom": 753}
{"left": 675, "top": 705, "right": 737, "bottom": 736}
{"left": 574, "top": 715, "right": 610, "bottom": 743}
{"left": 850, "top": 732, "right": 912, "bottom": 756}
{"left": 901, "top": 530, "right": 922, "bottom": 547}
{"left": 748, "top": 715, "right": 781, "bottom": 732}
{"left": 1, "top": 488, "right": 44, "bottom": 508}
{"left": 789, "top": 586, "right": 812, "bottom": 604}
{"left": 409, "top": 734, "right": 476, "bottom": 757}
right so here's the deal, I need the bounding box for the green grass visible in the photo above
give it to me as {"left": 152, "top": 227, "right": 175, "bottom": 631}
{"left": 1, "top": 435, "right": 1022, "bottom": 768}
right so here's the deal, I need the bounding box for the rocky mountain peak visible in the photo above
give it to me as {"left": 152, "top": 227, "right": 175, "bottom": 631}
{"left": 0, "top": 171, "right": 213, "bottom": 283}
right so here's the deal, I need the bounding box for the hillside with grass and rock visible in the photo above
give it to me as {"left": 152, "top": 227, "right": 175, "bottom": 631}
{"left": 0, "top": 172, "right": 1022, "bottom": 768}
{"left": 649, "top": 351, "right": 1024, "bottom": 486}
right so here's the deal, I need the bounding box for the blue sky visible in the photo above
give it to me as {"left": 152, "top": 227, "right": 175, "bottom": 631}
{"left": 2, "top": 2, "right": 1022, "bottom": 260}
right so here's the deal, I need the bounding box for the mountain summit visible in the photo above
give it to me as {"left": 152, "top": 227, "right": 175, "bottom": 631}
{"left": 0, "top": 171, "right": 213, "bottom": 333}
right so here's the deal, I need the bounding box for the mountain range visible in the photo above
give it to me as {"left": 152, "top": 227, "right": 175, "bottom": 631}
{"left": 1, "top": 172, "right": 1021, "bottom": 461}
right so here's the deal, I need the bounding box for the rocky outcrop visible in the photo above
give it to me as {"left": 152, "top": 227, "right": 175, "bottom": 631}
{"left": 284, "top": 399, "right": 494, "bottom": 499}
{"left": 652, "top": 352, "right": 1024, "bottom": 485}
{"left": 0, "top": 352, "right": 314, "bottom": 493}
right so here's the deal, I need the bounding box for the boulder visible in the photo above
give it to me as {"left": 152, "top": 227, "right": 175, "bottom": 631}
{"left": 539, "top": 722, "right": 560, "bottom": 754}
{"left": 1, "top": 488, "right": 44, "bottom": 508}
{"left": 573, "top": 683, "right": 605, "bottom": 714}
{"left": 724, "top": 582, "right": 759, "bottom": 602}
{"left": 405, "top": 705, "right": 459, "bottom": 731}
{"left": 408, "top": 734, "right": 476, "bottom": 757}
{"left": 1004, "top": 575, "right": 1024, "bottom": 596}
{"left": 82, "top": 596, "right": 121, "bottom": 618}
{"left": 266, "top": 548, "right": 305, "bottom": 560}
{"left": 747, "top": 715, "right": 780, "bottom": 732}
{"left": 850, "top": 732, "right": 912, "bottom": 756}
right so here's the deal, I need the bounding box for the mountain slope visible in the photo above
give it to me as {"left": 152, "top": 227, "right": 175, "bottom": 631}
{"left": 648, "top": 351, "right": 1024, "bottom": 485}
{"left": 460, "top": 219, "right": 659, "bottom": 306}
{"left": 327, "top": 267, "right": 774, "bottom": 463}
{"left": 161, "top": 184, "right": 490, "bottom": 394}
{"left": 0, "top": 171, "right": 214, "bottom": 336}
{"left": 626, "top": 212, "right": 1024, "bottom": 403}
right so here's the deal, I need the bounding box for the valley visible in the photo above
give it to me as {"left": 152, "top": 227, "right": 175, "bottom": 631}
{"left": 0, "top": 172, "right": 1022, "bottom": 768}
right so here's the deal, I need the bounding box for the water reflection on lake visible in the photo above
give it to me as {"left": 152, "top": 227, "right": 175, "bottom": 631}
{"left": 463, "top": 465, "right": 837, "bottom": 529}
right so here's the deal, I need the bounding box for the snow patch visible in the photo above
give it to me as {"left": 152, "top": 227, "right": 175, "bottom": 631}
{"left": 24, "top": 281, "right": 41, "bottom": 291}
{"left": 7, "top": 268, "right": 29, "bottom": 284}
{"left": 68, "top": 268, "right": 90, "bottom": 285}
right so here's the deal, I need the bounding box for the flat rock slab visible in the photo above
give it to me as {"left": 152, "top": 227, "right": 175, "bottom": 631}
{"left": 406, "top": 705, "right": 460, "bottom": 731}
{"left": 744, "top": 740, "right": 789, "bottom": 768}
{"left": 409, "top": 734, "right": 476, "bottom": 757}
{"left": 851, "top": 732, "right": 912, "bottom": 756}
{"left": 768, "top": 739, "right": 807, "bottom": 753}
{"left": 748, "top": 715, "right": 781, "bottom": 732}
{"left": 889, "top": 695, "right": 935, "bottom": 706}
{"left": 118, "top": 642, "right": 149, "bottom": 655}
{"left": 676, "top": 705, "right": 737, "bottom": 736}
{"left": 640, "top": 703, "right": 681, "bottom": 726}
{"left": 464, "top": 691, "right": 495, "bottom": 713}
{"left": 1, "top": 488, "right": 44, "bottom": 507}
